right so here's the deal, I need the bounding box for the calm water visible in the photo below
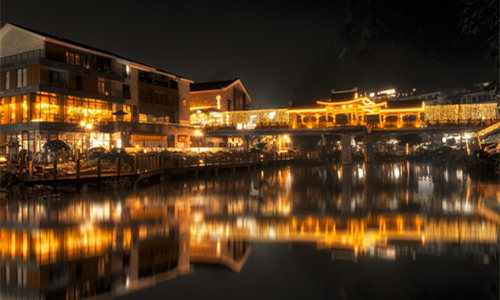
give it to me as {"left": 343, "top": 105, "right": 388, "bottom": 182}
{"left": 1, "top": 162, "right": 500, "bottom": 299}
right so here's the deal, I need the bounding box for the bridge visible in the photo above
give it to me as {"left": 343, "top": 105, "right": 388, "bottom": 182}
{"left": 191, "top": 95, "right": 499, "bottom": 163}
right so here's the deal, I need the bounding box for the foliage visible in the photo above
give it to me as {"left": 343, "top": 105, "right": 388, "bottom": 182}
{"left": 461, "top": 0, "right": 498, "bottom": 61}
{"left": 293, "top": 0, "right": 496, "bottom": 102}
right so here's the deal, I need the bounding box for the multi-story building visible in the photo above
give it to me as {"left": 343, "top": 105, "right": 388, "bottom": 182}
{"left": 189, "top": 79, "right": 251, "bottom": 126}
{"left": 0, "top": 23, "right": 196, "bottom": 155}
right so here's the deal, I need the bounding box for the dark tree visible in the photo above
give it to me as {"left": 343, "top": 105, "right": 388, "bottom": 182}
{"left": 293, "top": 0, "right": 496, "bottom": 102}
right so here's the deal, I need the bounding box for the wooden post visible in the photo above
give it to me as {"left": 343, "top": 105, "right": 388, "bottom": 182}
{"left": 53, "top": 159, "right": 57, "bottom": 180}
{"left": 76, "top": 158, "right": 80, "bottom": 179}
{"left": 28, "top": 160, "right": 33, "bottom": 178}
{"left": 117, "top": 157, "right": 121, "bottom": 178}
{"left": 97, "top": 158, "right": 101, "bottom": 178}
{"left": 134, "top": 155, "right": 138, "bottom": 174}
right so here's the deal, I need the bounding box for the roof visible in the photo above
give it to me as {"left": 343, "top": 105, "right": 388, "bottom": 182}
{"left": 329, "top": 88, "right": 358, "bottom": 102}
{"left": 190, "top": 79, "right": 240, "bottom": 91}
{"left": 3, "top": 23, "right": 191, "bottom": 81}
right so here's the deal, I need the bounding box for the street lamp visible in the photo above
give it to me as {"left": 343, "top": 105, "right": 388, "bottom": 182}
{"left": 194, "top": 129, "right": 203, "bottom": 153}
{"left": 79, "top": 121, "right": 93, "bottom": 155}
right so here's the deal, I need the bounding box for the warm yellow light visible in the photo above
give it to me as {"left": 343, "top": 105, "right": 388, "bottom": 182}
{"left": 80, "top": 120, "right": 86, "bottom": 127}
{"left": 194, "top": 129, "right": 203, "bottom": 136}
{"left": 86, "top": 123, "right": 93, "bottom": 130}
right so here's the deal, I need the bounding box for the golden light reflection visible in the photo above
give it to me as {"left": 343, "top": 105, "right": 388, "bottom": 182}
{"left": 190, "top": 215, "right": 498, "bottom": 256}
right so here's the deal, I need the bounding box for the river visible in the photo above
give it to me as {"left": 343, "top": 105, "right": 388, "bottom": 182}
{"left": 1, "top": 161, "right": 499, "bottom": 299}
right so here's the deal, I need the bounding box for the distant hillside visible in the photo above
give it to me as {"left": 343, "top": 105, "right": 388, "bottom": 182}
{"left": 293, "top": 0, "right": 496, "bottom": 102}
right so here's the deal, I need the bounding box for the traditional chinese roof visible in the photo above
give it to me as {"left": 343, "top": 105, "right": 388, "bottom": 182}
{"left": 329, "top": 87, "right": 358, "bottom": 102}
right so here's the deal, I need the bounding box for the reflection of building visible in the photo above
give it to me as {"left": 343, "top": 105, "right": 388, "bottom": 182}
{"left": 0, "top": 23, "right": 197, "bottom": 154}
{"left": 0, "top": 194, "right": 251, "bottom": 300}
{"left": 0, "top": 198, "right": 190, "bottom": 299}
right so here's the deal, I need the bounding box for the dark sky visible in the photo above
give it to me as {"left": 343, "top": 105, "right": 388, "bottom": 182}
{"left": 3, "top": 0, "right": 347, "bottom": 108}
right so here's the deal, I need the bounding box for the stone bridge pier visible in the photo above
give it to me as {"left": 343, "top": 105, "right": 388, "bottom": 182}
{"left": 363, "top": 134, "right": 375, "bottom": 164}
{"left": 341, "top": 133, "right": 374, "bottom": 165}
{"left": 341, "top": 134, "right": 353, "bottom": 165}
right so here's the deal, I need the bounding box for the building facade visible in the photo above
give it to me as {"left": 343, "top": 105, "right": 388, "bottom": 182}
{"left": 0, "top": 23, "right": 196, "bottom": 155}
{"left": 189, "top": 79, "right": 251, "bottom": 126}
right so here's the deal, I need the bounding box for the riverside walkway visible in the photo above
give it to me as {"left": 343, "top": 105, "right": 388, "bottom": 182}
{"left": 19, "top": 151, "right": 305, "bottom": 186}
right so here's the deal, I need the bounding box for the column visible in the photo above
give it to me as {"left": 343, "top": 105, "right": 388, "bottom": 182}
{"left": 243, "top": 135, "right": 251, "bottom": 151}
{"left": 341, "top": 134, "right": 353, "bottom": 165}
{"left": 362, "top": 134, "right": 374, "bottom": 164}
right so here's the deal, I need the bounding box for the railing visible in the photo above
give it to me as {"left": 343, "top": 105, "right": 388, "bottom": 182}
{"left": 205, "top": 118, "right": 500, "bottom": 132}
{"left": 0, "top": 49, "right": 125, "bottom": 78}
{"left": 0, "top": 49, "right": 44, "bottom": 68}
{"left": 16, "top": 151, "right": 305, "bottom": 182}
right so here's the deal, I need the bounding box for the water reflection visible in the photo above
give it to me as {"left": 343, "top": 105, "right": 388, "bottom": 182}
{"left": 1, "top": 162, "right": 499, "bottom": 299}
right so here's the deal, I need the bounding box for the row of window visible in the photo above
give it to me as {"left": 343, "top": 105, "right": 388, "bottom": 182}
{"left": 1, "top": 263, "right": 27, "bottom": 288}
{"left": 66, "top": 50, "right": 90, "bottom": 68}
{"left": 3, "top": 68, "right": 28, "bottom": 90}
{"left": 138, "top": 71, "right": 178, "bottom": 89}
{"left": 139, "top": 89, "right": 178, "bottom": 107}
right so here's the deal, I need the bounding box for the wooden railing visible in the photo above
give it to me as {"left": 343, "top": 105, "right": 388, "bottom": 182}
{"left": 19, "top": 151, "right": 305, "bottom": 182}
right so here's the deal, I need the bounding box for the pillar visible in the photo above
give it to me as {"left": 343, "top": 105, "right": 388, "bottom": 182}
{"left": 243, "top": 135, "right": 251, "bottom": 151}
{"left": 341, "top": 134, "right": 353, "bottom": 165}
{"left": 362, "top": 134, "right": 374, "bottom": 164}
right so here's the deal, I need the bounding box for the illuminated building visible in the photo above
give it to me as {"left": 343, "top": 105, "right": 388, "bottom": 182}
{"left": 200, "top": 88, "right": 497, "bottom": 131}
{"left": 190, "top": 79, "right": 251, "bottom": 112}
{"left": 190, "top": 79, "right": 251, "bottom": 126}
{"left": 0, "top": 23, "right": 197, "bottom": 154}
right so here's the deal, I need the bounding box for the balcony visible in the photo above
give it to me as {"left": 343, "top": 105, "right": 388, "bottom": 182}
{"left": 0, "top": 49, "right": 44, "bottom": 69}
{"left": 0, "top": 49, "right": 126, "bottom": 80}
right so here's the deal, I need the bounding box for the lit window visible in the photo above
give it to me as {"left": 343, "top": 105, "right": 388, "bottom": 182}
{"left": 98, "top": 79, "right": 106, "bottom": 95}
{"left": 16, "top": 68, "right": 27, "bottom": 88}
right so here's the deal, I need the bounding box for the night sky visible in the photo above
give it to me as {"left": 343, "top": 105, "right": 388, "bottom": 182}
{"left": 3, "top": 0, "right": 346, "bottom": 107}
{"left": 2, "top": 0, "right": 497, "bottom": 107}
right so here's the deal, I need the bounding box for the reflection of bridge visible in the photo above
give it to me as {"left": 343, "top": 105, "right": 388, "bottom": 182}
{"left": 191, "top": 215, "right": 498, "bottom": 256}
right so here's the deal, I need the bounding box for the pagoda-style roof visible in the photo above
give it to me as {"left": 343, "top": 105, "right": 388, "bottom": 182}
{"left": 330, "top": 87, "right": 358, "bottom": 102}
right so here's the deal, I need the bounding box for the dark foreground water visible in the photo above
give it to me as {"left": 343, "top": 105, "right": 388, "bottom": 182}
{"left": 1, "top": 161, "right": 500, "bottom": 299}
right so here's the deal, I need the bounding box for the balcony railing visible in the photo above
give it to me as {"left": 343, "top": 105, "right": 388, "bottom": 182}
{"left": 0, "top": 49, "right": 126, "bottom": 79}
{"left": 0, "top": 49, "right": 44, "bottom": 69}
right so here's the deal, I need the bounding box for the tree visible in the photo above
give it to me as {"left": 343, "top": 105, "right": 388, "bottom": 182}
{"left": 293, "top": 0, "right": 496, "bottom": 102}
